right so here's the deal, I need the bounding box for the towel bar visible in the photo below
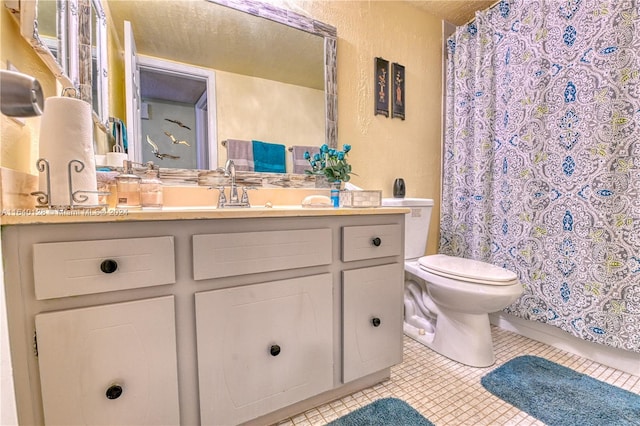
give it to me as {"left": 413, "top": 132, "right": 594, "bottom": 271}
{"left": 222, "top": 140, "right": 297, "bottom": 152}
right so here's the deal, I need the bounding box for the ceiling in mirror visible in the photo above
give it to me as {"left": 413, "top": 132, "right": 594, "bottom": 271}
{"left": 141, "top": 70, "right": 207, "bottom": 104}
{"left": 107, "top": 0, "right": 325, "bottom": 90}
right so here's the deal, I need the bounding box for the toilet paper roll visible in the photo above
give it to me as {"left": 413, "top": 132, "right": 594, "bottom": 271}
{"left": 94, "top": 154, "right": 107, "bottom": 167}
{"left": 39, "top": 96, "right": 98, "bottom": 207}
{"left": 106, "top": 152, "right": 128, "bottom": 168}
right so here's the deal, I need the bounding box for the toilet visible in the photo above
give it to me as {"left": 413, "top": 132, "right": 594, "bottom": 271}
{"left": 382, "top": 198, "right": 523, "bottom": 367}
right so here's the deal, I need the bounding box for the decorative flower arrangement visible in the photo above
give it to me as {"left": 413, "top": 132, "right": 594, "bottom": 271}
{"left": 304, "top": 144, "right": 354, "bottom": 183}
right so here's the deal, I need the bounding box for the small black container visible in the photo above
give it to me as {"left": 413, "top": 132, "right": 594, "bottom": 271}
{"left": 393, "top": 178, "right": 406, "bottom": 198}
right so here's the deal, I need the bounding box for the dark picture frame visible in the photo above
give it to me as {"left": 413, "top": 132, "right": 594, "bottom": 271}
{"left": 391, "top": 62, "right": 405, "bottom": 120}
{"left": 375, "top": 57, "right": 389, "bottom": 117}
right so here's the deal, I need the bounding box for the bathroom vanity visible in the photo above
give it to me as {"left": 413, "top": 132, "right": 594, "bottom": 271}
{"left": 1, "top": 207, "right": 406, "bottom": 425}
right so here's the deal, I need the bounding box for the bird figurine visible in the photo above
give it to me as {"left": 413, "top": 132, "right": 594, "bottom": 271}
{"left": 164, "top": 118, "right": 191, "bottom": 130}
{"left": 146, "top": 135, "right": 180, "bottom": 160}
{"left": 163, "top": 130, "right": 191, "bottom": 146}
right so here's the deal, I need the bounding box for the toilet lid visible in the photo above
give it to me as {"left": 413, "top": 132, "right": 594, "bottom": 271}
{"left": 418, "top": 254, "right": 518, "bottom": 286}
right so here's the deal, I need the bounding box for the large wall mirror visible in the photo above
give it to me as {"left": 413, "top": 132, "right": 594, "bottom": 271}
{"left": 10, "top": 0, "right": 110, "bottom": 128}
{"left": 106, "top": 0, "right": 337, "bottom": 172}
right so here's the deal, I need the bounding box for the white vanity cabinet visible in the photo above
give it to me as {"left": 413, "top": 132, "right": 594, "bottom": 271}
{"left": 1, "top": 211, "right": 405, "bottom": 426}
{"left": 341, "top": 225, "right": 404, "bottom": 383}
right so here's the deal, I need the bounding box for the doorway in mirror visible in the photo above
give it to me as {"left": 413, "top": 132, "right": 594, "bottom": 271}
{"left": 124, "top": 21, "right": 217, "bottom": 170}
{"left": 140, "top": 68, "right": 211, "bottom": 169}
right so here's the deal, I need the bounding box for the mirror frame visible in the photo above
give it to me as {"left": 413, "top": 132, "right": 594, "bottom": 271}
{"left": 12, "top": 0, "right": 109, "bottom": 130}
{"left": 16, "top": 0, "right": 74, "bottom": 87}
{"left": 92, "top": 0, "right": 109, "bottom": 124}
{"left": 206, "top": 0, "right": 337, "bottom": 149}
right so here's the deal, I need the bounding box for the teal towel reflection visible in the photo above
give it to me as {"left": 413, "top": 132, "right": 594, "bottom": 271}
{"left": 252, "top": 140, "right": 286, "bottom": 173}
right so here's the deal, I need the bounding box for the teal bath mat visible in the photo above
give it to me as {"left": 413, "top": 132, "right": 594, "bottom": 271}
{"left": 481, "top": 355, "right": 640, "bottom": 426}
{"left": 327, "top": 397, "right": 433, "bottom": 426}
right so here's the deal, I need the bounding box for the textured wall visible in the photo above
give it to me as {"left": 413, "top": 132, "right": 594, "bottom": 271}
{"left": 285, "top": 1, "right": 444, "bottom": 254}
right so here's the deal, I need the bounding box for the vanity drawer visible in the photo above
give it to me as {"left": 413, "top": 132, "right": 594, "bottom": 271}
{"left": 33, "top": 236, "right": 176, "bottom": 300}
{"left": 342, "top": 224, "right": 402, "bottom": 262}
{"left": 192, "top": 228, "right": 331, "bottom": 280}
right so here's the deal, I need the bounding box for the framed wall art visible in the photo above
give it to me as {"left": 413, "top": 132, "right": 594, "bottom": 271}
{"left": 375, "top": 57, "right": 389, "bottom": 117}
{"left": 391, "top": 62, "right": 405, "bottom": 120}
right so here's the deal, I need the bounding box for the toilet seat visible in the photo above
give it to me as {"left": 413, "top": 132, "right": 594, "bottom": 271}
{"left": 419, "top": 254, "right": 518, "bottom": 286}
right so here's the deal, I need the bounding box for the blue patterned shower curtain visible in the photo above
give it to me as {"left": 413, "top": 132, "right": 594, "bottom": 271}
{"left": 442, "top": 0, "right": 639, "bottom": 353}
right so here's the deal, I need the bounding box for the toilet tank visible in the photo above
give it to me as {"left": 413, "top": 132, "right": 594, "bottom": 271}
{"left": 382, "top": 198, "right": 434, "bottom": 260}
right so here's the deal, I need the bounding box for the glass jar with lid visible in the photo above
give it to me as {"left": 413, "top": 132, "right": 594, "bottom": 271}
{"left": 115, "top": 160, "right": 141, "bottom": 209}
{"left": 140, "top": 161, "right": 163, "bottom": 209}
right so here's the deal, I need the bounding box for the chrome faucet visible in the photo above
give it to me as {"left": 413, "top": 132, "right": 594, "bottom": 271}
{"left": 224, "top": 159, "right": 239, "bottom": 204}
{"left": 215, "top": 159, "right": 251, "bottom": 208}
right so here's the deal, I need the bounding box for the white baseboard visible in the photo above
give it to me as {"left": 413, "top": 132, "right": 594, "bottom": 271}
{"left": 490, "top": 312, "right": 640, "bottom": 376}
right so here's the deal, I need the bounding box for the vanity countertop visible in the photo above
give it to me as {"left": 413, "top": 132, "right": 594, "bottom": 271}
{"left": 0, "top": 206, "right": 410, "bottom": 225}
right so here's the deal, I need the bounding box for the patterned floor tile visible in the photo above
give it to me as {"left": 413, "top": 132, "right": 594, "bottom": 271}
{"left": 275, "top": 326, "right": 639, "bottom": 425}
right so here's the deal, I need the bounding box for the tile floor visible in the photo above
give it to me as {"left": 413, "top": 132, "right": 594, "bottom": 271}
{"left": 277, "top": 326, "right": 640, "bottom": 426}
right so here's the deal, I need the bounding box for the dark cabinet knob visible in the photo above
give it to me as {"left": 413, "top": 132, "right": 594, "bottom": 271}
{"left": 105, "top": 384, "right": 123, "bottom": 400}
{"left": 372, "top": 237, "right": 382, "bottom": 247}
{"left": 371, "top": 317, "right": 381, "bottom": 327}
{"left": 270, "top": 344, "right": 281, "bottom": 356}
{"left": 100, "top": 259, "right": 118, "bottom": 274}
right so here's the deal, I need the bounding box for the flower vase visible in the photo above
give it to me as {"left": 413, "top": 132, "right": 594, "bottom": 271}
{"left": 330, "top": 181, "right": 341, "bottom": 208}
{"left": 315, "top": 175, "right": 329, "bottom": 188}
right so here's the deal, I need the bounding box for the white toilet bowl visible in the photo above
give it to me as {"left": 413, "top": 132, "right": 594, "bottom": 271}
{"left": 403, "top": 255, "right": 522, "bottom": 367}
{"left": 381, "top": 197, "right": 523, "bottom": 367}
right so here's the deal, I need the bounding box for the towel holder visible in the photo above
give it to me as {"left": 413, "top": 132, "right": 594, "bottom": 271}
{"left": 223, "top": 140, "right": 299, "bottom": 153}
{"left": 223, "top": 140, "right": 296, "bottom": 151}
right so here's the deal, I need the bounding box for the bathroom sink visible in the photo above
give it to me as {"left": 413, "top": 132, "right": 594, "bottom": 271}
{"left": 160, "top": 204, "right": 305, "bottom": 211}
{"left": 161, "top": 206, "right": 218, "bottom": 212}
{"left": 162, "top": 186, "right": 331, "bottom": 211}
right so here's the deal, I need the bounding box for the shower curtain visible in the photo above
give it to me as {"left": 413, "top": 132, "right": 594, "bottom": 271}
{"left": 442, "top": 0, "right": 639, "bottom": 353}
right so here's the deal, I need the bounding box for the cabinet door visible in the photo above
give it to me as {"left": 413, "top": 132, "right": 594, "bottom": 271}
{"left": 342, "top": 264, "right": 403, "bottom": 383}
{"left": 35, "top": 296, "right": 180, "bottom": 425}
{"left": 196, "top": 274, "right": 333, "bottom": 426}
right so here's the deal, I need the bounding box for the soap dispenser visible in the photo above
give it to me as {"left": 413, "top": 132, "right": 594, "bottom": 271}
{"left": 116, "top": 160, "right": 141, "bottom": 209}
{"left": 140, "top": 161, "right": 163, "bottom": 209}
{"left": 393, "top": 178, "right": 406, "bottom": 198}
